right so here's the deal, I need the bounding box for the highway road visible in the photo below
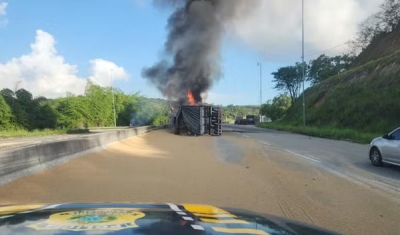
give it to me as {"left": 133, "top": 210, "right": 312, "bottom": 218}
{"left": 225, "top": 124, "right": 400, "bottom": 198}
{"left": 0, "top": 126, "right": 400, "bottom": 234}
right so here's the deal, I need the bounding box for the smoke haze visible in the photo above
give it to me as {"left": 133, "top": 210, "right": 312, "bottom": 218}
{"left": 142, "top": 0, "right": 258, "bottom": 104}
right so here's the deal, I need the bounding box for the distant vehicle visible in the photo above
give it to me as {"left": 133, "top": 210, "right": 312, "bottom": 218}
{"left": 369, "top": 127, "right": 400, "bottom": 166}
{"left": 245, "top": 115, "right": 256, "bottom": 125}
{"left": 234, "top": 116, "right": 243, "bottom": 125}
{"left": 235, "top": 115, "right": 256, "bottom": 125}
{"left": 0, "top": 203, "right": 340, "bottom": 235}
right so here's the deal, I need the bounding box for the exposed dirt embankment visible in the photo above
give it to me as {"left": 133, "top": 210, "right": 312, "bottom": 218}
{"left": 353, "top": 26, "right": 400, "bottom": 67}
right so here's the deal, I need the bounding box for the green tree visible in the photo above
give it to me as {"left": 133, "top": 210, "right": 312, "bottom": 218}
{"left": 32, "top": 99, "right": 58, "bottom": 129}
{"left": 308, "top": 54, "right": 355, "bottom": 85}
{"left": 15, "top": 89, "right": 33, "bottom": 103}
{"left": 119, "top": 94, "right": 170, "bottom": 127}
{"left": 85, "top": 81, "right": 114, "bottom": 126}
{"left": 9, "top": 89, "right": 35, "bottom": 129}
{"left": 131, "top": 97, "right": 169, "bottom": 126}
{"left": 272, "top": 63, "right": 305, "bottom": 105}
{"left": 116, "top": 93, "right": 140, "bottom": 126}
{"left": 260, "top": 94, "right": 291, "bottom": 121}
{"left": 0, "top": 95, "right": 13, "bottom": 130}
{"left": 1, "top": 84, "right": 169, "bottom": 130}
{"left": 152, "top": 113, "right": 170, "bottom": 125}
{"left": 1, "top": 88, "right": 15, "bottom": 105}
{"left": 56, "top": 99, "right": 83, "bottom": 129}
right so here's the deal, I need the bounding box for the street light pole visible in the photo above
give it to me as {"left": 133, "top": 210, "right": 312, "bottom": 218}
{"left": 257, "top": 62, "right": 262, "bottom": 105}
{"left": 110, "top": 69, "right": 117, "bottom": 128}
{"left": 257, "top": 62, "right": 263, "bottom": 123}
{"left": 302, "top": 0, "right": 306, "bottom": 126}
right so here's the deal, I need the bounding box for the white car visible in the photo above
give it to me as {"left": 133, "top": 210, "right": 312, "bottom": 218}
{"left": 369, "top": 127, "right": 400, "bottom": 166}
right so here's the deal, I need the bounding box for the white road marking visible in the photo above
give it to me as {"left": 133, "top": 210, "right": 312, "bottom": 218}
{"left": 285, "top": 150, "right": 321, "bottom": 163}
{"left": 18, "top": 210, "right": 35, "bottom": 214}
{"left": 42, "top": 204, "right": 63, "bottom": 209}
{"left": 183, "top": 216, "right": 194, "bottom": 221}
{"left": 242, "top": 134, "right": 250, "bottom": 138}
{"left": 167, "top": 203, "right": 181, "bottom": 211}
{"left": 15, "top": 204, "right": 63, "bottom": 215}
{"left": 257, "top": 140, "right": 271, "bottom": 146}
{"left": 0, "top": 215, "right": 13, "bottom": 219}
{"left": 167, "top": 203, "right": 199, "bottom": 228}
{"left": 191, "top": 225, "right": 205, "bottom": 230}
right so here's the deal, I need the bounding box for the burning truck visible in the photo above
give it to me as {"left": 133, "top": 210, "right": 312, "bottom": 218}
{"left": 142, "top": 0, "right": 245, "bottom": 137}
{"left": 171, "top": 90, "right": 222, "bottom": 136}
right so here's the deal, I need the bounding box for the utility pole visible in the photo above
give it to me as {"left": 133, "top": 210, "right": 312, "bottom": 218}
{"left": 257, "top": 62, "right": 263, "bottom": 123}
{"left": 12, "top": 81, "right": 22, "bottom": 108}
{"left": 14, "top": 81, "right": 22, "bottom": 94}
{"left": 302, "top": 0, "right": 306, "bottom": 126}
{"left": 110, "top": 69, "right": 117, "bottom": 128}
{"left": 257, "top": 62, "right": 262, "bottom": 106}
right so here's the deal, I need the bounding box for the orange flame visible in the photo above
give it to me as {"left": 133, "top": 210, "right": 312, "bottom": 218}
{"left": 187, "top": 89, "right": 195, "bottom": 105}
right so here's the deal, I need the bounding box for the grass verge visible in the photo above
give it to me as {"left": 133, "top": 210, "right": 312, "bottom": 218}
{"left": 0, "top": 129, "right": 89, "bottom": 139}
{"left": 257, "top": 122, "right": 379, "bottom": 144}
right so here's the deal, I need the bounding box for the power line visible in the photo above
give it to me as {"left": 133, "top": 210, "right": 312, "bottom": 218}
{"left": 305, "top": 42, "right": 349, "bottom": 58}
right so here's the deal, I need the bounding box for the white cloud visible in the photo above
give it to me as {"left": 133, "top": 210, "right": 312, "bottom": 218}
{"left": 0, "top": 2, "right": 7, "bottom": 15}
{"left": 0, "top": 2, "right": 8, "bottom": 26}
{"left": 133, "top": 0, "right": 149, "bottom": 8}
{"left": 89, "top": 59, "right": 129, "bottom": 87}
{"left": 0, "top": 30, "right": 129, "bottom": 98}
{"left": 228, "top": 0, "right": 382, "bottom": 59}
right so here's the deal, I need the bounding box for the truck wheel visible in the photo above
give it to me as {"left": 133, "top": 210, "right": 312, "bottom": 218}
{"left": 174, "top": 118, "right": 181, "bottom": 135}
{"left": 174, "top": 127, "right": 180, "bottom": 135}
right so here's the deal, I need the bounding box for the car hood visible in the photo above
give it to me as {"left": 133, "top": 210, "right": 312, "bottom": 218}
{"left": 371, "top": 137, "right": 383, "bottom": 145}
{"left": 0, "top": 203, "right": 340, "bottom": 235}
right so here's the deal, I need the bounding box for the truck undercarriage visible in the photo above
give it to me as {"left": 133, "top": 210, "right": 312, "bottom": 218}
{"left": 172, "top": 105, "right": 222, "bottom": 136}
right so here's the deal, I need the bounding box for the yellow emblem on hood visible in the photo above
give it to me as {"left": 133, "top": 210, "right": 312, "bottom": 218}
{"left": 28, "top": 209, "right": 145, "bottom": 231}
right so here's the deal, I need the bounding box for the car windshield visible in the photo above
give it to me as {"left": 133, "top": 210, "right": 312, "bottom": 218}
{"left": 0, "top": 1, "right": 400, "bottom": 235}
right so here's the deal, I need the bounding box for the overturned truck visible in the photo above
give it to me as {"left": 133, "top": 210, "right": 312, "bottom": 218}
{"left": 172, "top": 106, "right": 222, "bottom": 136}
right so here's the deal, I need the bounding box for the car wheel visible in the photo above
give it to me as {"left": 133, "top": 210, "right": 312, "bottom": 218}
{"left": 370, "top": 147, "right": 383, "bottom": 166}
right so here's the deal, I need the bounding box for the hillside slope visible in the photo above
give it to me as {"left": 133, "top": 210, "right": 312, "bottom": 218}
{"left": 353, "top": 26, "right": 400, "bottom": 67}
{"left": 286, "top": 50, "right": 400, "bottom": 133}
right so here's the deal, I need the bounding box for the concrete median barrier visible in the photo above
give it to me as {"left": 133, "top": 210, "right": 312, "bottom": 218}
{"left": 0, "top": 125, "right": 165, "bottom": 185}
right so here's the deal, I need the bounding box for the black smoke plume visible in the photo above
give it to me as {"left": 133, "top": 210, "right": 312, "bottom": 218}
{"left": 142, "top": 0, "right": 257, "bottom": 104}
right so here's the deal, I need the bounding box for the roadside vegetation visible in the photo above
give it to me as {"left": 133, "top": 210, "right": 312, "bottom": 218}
{"left": 259, "top": 0, "right": 400, "bottom": 143}
{"left": 0, "top": 80, "right": 170, "bottom": 138}
{"left": 0, "top": 129, "right": 67, "bottom": 138}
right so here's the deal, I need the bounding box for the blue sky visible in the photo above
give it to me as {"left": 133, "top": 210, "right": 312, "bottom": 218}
{"left": 0, "top": 0, "right": 380, "bottom": 105}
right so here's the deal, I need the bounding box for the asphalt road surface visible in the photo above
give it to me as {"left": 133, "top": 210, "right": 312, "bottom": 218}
{"left": 224, "top": 124, "right": 400, "bottom": 196}
{"left": 0, "top": 126, "right": 400, "bottom": 234}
